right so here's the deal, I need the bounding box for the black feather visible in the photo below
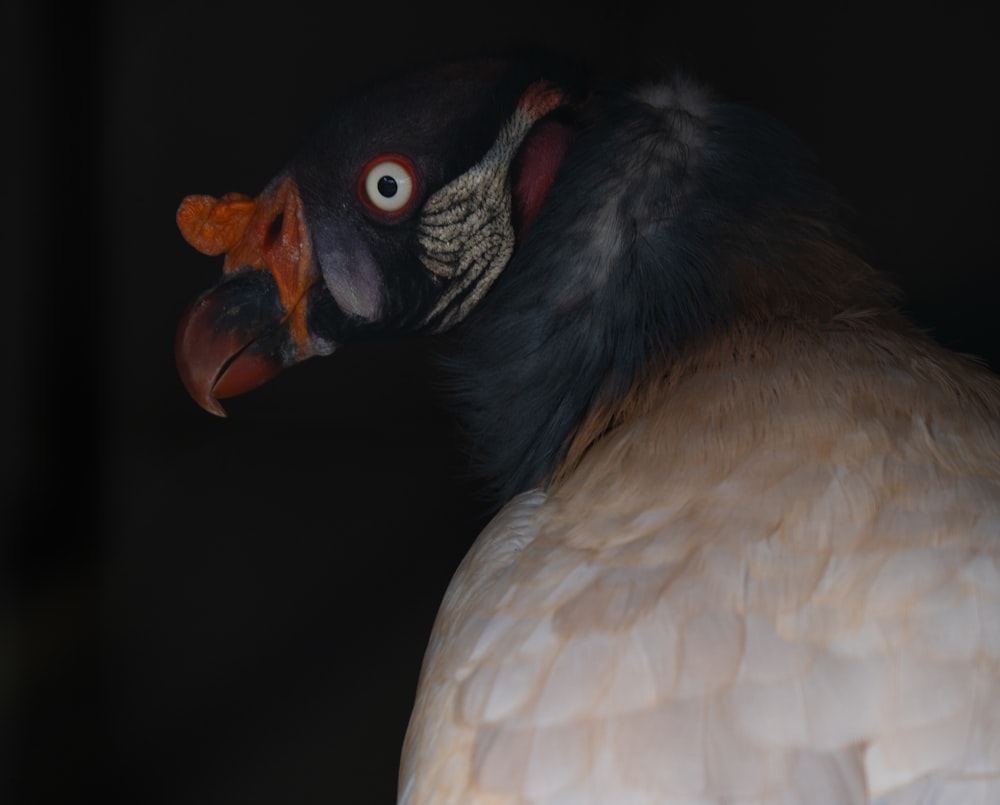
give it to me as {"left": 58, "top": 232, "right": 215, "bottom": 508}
{"left": 444, "top": 76, "right": 894, "bottom": 502}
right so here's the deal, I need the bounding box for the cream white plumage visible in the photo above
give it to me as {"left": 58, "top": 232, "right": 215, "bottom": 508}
{"left": 401, "top": 321, "right": 1000, "bottom": 803}
{"left": 173, "top": 59, "right": 1000, "bottom": 804}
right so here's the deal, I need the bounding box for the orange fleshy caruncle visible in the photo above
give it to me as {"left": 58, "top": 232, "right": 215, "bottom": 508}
{"left": 175, "top": 177, "right": 319, "bottom": 415}
{"left": 176, "top": 192, "right": 256, "bottom": 257}
{"left": 176, "top": 177, "right": 316, "bottom": 349}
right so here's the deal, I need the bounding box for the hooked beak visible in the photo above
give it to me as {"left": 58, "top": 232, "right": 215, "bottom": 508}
{"left": 175, "top": 176, "right": 321, "bottom": 416}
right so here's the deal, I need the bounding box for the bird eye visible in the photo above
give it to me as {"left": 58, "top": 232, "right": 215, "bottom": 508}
{"left": 359, "top": 155, "right": 417, "bottom": 215}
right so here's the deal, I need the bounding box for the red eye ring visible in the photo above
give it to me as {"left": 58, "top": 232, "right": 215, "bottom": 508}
{"left": 357, "top": 153, "right": 418, "bottom": 217}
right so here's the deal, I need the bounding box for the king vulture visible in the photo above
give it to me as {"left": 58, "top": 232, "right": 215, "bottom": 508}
{"left": 174, "top": 58, "right": 1000, "bottom": 804}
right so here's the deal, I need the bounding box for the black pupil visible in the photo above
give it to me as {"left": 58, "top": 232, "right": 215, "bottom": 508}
{"left": 377, "top": 175, "right": 398, "bottom": 198}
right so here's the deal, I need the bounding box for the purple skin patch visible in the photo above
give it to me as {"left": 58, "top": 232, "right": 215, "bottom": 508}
{"left": 315, "top": 221, "right": 384, "bottom": 322}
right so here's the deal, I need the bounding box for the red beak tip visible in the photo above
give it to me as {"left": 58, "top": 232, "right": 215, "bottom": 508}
{"left": 202, "top": 396, "right": 229, "bottom": 418}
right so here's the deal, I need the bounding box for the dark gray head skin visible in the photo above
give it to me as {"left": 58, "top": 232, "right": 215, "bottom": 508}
{"left": 176, "top": 57, "right": 891, "bottom": 499}
{"left": 176, "top": 59, "right": 581, "bottom": 413}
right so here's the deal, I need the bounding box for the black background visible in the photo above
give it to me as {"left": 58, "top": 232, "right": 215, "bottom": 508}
{"left": 6, "top": 3, "right": 998, "bottom": 803}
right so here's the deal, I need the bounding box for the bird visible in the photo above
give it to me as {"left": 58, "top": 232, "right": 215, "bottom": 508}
{"left": 174, "top": 57, "right": 1000, "bottom": 804}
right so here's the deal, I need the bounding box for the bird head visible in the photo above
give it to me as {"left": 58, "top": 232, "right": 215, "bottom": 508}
{"left": 176, "top": 57, "right": 895, "bottom": 496}
{"left": 175, "top": 59, "right": 578, "bottom": 416}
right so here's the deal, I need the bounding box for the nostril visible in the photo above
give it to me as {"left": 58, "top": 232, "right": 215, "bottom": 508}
{"left": 266, "top": 212, "right": 285, "bottom": 244}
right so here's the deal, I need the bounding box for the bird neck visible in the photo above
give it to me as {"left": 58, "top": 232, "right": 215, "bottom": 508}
{"left": 443, "top": 79, "right": 897, "bottom": 504}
